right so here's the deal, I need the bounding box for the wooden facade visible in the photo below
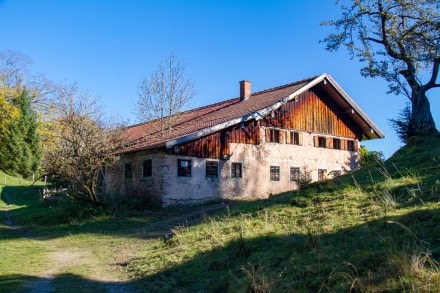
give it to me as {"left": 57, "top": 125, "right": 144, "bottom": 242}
{"left": 261, "top": 88, "right": 361, "bottom": 138}
{"left": 171, "top": 88, "right": 361, "bottom": 159}
{"left": 168, "top": 121, "right": 260, "bottom": 159}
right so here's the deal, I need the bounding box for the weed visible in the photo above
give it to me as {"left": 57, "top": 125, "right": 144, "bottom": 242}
{"left": 378, "top": 188, "right": 398, "bottom": 213}
{"left": 242, "top": 264, "right": 271, "bottom": 293}
{"left": 296, "top": 165, "right": 313, "bottom": 191}
{"left": 321, "top": 262, "right": 362, "bottom": 292}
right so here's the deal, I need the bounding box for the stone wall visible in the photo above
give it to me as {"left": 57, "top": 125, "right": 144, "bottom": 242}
{"left": 105, "top": 130, "right": 359, "bottom": 205}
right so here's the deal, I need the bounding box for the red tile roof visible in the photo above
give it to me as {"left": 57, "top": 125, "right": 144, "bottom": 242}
{"left": 120, "top": 74, "right": 383, "bottom": 154}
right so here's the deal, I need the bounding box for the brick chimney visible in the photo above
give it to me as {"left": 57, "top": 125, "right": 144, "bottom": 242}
{"left": 239, "top": 80, "right": 251, "bottom": 101}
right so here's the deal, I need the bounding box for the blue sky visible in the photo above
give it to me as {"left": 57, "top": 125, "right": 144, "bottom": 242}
{"left": 1, "top": 0, "right": 438, "bottom": 158}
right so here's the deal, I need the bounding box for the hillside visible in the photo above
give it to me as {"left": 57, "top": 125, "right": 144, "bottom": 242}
{"left": 127, "top": 137, "right": 440, "bottom": 291}
{"left": 1, "top": 137, "right": 439, "bottom": 292}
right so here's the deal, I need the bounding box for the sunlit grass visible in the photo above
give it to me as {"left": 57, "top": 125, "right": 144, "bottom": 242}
{"left": 0, "top": 137, "right": 439, "bottom": 291}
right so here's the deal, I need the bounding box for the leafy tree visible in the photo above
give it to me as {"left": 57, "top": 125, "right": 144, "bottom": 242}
{"left": 136, "top": 53, "right": 196, "bottom": 136}
{"left": 0, "top": 89, "right": 42, "bottom": 177}
{"left": 0, "top": 88, "right": 19, "bottom": 139}
{"left": 43, "top": 85, "right": 123, "bottom": 202}
{"left": 323, "top": 0, "right": 439, "bottom": 141}
{"left": 360, "top": 145, "right": 385, "bottom": 166}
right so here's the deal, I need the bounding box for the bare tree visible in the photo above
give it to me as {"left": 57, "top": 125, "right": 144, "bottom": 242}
{"left": 136, "top": 53, "right": 196, "bottom": 136}
{"left": 0, "top": 50, "right": 58, "bottom": 113}
{"left": 43, "top": 84, "right": 123, "bottom": 202}
{"left": 323, "top": 0, "right": 439, "bottom": 140}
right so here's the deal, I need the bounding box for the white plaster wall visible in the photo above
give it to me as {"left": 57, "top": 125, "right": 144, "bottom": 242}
{"left": 106, "top": 131, "right": 360, "bottom": 204}
{"left": 220, "top": 131, "right": 359, "bottom": 199}
{"left": 105, "top": 152, "right": 165, "bottom": 200}
{"left": 161, "top": 131, "right": 359, "bottom": 203}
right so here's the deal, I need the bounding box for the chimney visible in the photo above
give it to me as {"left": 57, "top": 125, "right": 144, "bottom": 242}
{"left": 239, "top": 80, "right": 251, "bottom": 101}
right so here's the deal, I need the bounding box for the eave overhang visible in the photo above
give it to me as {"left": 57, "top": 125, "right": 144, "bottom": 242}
{"left": 165, "top": 73, "right": 384, "bottom": 149}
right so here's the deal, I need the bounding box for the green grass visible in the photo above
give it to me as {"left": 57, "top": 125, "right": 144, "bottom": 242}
{"left": 1, "top": 137, "right": 439, "bottom": 291}
{"left": 127, "top": 137, "right": 440, "bottom": 292}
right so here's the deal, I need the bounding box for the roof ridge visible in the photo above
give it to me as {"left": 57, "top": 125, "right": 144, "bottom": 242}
{"left": 125, "top": 75, "right": 319, "bottom": 131}
{"left": 250, "top": 75, "right": 319, "bottom": 97}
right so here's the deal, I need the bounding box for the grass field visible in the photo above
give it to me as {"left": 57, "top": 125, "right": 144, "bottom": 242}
{"left": 1, "top": 137, "right": 439, "bottom": 292}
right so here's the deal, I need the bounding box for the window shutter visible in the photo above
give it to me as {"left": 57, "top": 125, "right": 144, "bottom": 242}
{"left": 298, "top": 133, "right": 303, "bottom": 145}
{"left": 326, "top": 137, "right": 333, "bottom": 149}
{"left": 341, "top": 139, "right": 347, "bottom": 151}
{"left": 265, "top": 129, "right": 270, "bottom": 142}
{"left": 314, "top": 136, "right": 319, "bottom": 147}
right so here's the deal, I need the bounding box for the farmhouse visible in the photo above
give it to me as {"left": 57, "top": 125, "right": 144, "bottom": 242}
{"left": 105, "top": 73, "right": 384, "bottom": 204}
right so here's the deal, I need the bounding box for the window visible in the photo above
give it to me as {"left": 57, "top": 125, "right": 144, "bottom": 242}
{"left": 206, "top": 160, "right": 218, "bottom": 178}
{"left": 318, "top": 169, "right": 327, "bottom": 181}
{"left": 347, "top": 140, "right": 355, "bottom": 151}
{"left": 266, "top": 129, "right": 280, "bottom": 143}
{"left": 143, "top": 159, "right": 152, "bottom": 177}
{"left": 177, "top": 159, "right": 191, "bottom": 177}
{"left": 290, "top": 167, "right": 300, "bottom": 181}
{"left": 270, "top": 166, "right": 280, "bottom": 181}
{"left": 318, "top": 136, "right": 326, "bottom": 148}
{"left": 333, "top": 138, "right": 341, "bottom": 150}
{"left": 331, "top": 170, "right": 342, "bottom": 177}
{"left": 124, "top": 162, "right": 133, "bottom": 179}
{"left": 287, "top": 131, "right": 300, "bottom": 145}
{"left": 231, "top": 162, "right": 242, "bottom": 178}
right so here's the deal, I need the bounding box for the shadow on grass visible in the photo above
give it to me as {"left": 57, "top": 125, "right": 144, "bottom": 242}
{"left": 2, "top": 208, "right": 438, "bottom": 292}
{"left": 127, "top": 208, "right": 440, "bottom": 292}
{"left": 0, "top": 273, "right": 140, "bottom": 293}
{"left": 0, "top": 183, "right": 296, "bottom": 241}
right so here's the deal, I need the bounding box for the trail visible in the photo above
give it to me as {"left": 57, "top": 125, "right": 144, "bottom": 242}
{"left": 0, "top": 191, "right": 140, "bottom": 292}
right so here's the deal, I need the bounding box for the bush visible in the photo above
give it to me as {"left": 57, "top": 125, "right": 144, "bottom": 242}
{"left": 360, "top": 145, "right": 384, "bottom": 166}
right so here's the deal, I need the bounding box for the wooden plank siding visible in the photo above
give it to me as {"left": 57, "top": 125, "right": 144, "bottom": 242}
{"left": 261, "top": 88, "right": 362, "bottom": 139}
{"left": 170, "top": 121, "right": 260, "bottom": 159}
{"left": 169, "top": 88, "right": 361, "bottom": 159}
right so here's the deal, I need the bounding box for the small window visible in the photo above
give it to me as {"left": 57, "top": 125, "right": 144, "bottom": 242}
{"left": 266, "top": 129, "right": 280, "bottom": 143}
{"left": 206, "top": 160, "right": 218, "bottom": 178}
{"left": 290, "top": 167, "right": 300, "bottom": 181}
{"left": 347, "top": 140, "right": 355, "bottom": 151}
{"left": 177, "top": 159, "right": 191, "bottom": 177}
{"left": 231, "top": 162, "right": 242, "bottom": 178}
{"left": 124, "top": 162, "right": 133, "bottom": 179}
{"left": 318, "top": 169, "right": 327, "bottom": 181}
{"left": 333, "top": 138, "right": 341, "bottom": 150}
{"left": 143, "top": 159, "right": 152, "bottom": 177}
{"left": 287, "top": 131, "right": 300, "bottom": 145}
{"left": 270, "top": 166, "right": 280, "bottom": 181}
{"left": 331, "top": 170, "right": 342, "bottom": 177}
{"left": 318, "top": 137, "right": 326, "bottom": 148}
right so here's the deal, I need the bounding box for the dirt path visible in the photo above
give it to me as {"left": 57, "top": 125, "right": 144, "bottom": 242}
{"left": 1, "top": 191, "right": 142, "bottom": 292}
{"left": 1, "top": 189, "right": 229, "bottom": 292}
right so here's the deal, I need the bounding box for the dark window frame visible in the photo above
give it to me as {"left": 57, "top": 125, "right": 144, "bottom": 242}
{"left": 318, "top": 136, "right": 326, "bottom": 148}
{"left": 290, "top": 167, "right": 300, "bottom": 181}
{"left": 331, "top": 170, "right": 342, "bottom": 177}
{"left": 333, "top": 138, "right": 341, "bottom": 150}
{"left": 231, "top": 162, "right": 242, "bottom": 178}
{"left": 287, "top": 131, "right": 300, "bottom": 145}
{"left": 177, "top": 159, "right": 192, "bottom": 177}
{"left": 270, "top": 166, "right": 280, "bottom": 181}
{"left": 347, "top": 140, "right": 355, "bottom": 151}
{"left": 143, "top": 159, "right": 152, "bottom": 177}
{"left": 206, "top": 160, "right": 219, "bottom": 178}
{"left": 268, "top": 129, "right": 280, "bottom": 143}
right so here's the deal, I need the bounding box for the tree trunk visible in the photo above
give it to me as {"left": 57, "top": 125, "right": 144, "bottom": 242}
{"left": 407, "top": 90, "right": 437, "bottom": 139}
